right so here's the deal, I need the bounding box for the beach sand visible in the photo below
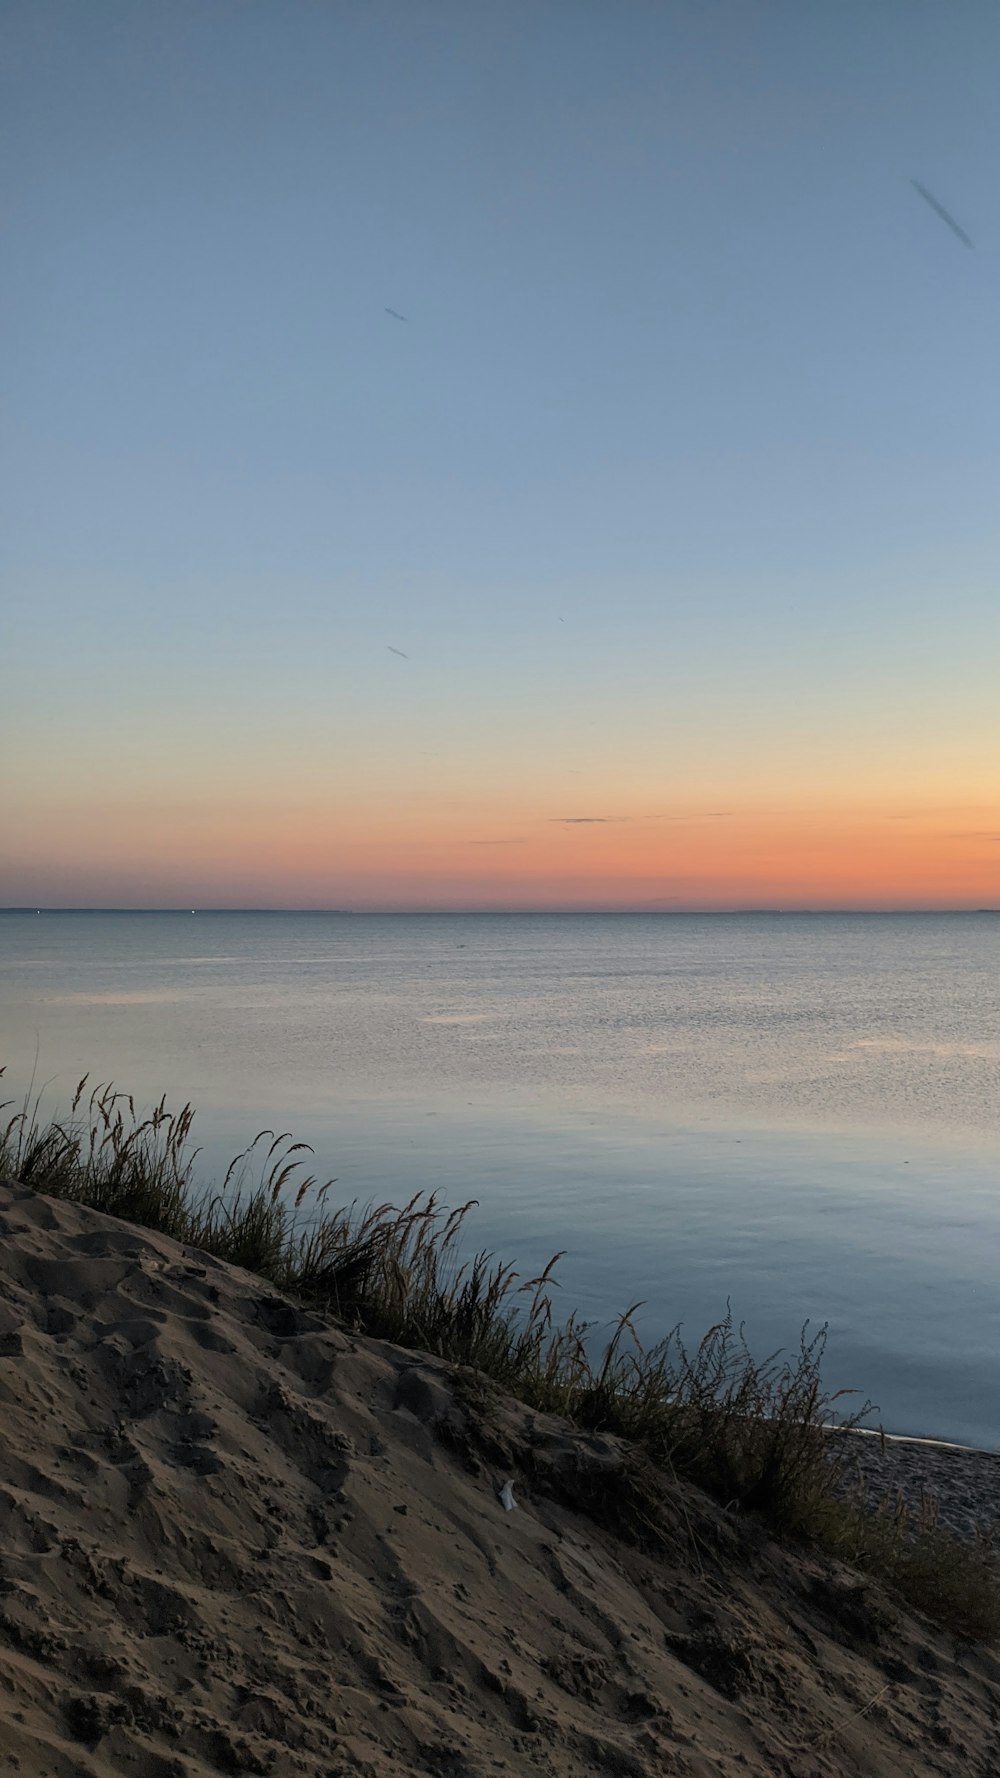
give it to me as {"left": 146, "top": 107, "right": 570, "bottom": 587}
{"left": 1, "top": 1177, "right": 998, "bottom": 1778}
{"left": 835, "top": 1430, "right": 1000, "bottom": 1551}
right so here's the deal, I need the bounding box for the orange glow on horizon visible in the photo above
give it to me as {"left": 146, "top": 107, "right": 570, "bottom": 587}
{"left": 5, "top": 791, "right": 999, "bottom": 910}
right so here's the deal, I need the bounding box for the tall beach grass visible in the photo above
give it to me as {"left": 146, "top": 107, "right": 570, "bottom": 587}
{"left": 2, "top": 1066, "right": 997, "bottom": 1640}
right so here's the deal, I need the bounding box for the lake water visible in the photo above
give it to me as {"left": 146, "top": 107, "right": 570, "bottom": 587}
{"left": 2, "top": 910, "right": 998, "bottom": 1448}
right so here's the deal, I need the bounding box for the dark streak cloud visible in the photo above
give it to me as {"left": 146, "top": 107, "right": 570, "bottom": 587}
{"left": 911, "top": 180, "right": 973, "bottom": 249}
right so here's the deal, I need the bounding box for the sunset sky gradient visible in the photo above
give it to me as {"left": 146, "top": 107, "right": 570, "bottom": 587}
{"left": 3, "top": 2, "right": 999, "bottom": 909}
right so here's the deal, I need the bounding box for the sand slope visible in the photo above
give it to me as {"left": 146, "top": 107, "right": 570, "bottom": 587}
{"left": 1, "top": 1180, "right": 998, "bottom": 1778}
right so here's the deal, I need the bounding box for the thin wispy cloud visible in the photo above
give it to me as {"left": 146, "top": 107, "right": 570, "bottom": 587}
{"left": 550, "top": 811, "right": 733, "bottom": 828}
{"left": 887, "top": 806, "right": 996, "bottom": 820}
{"left": 653, "top": 810, "right": 733, "bottom": 823}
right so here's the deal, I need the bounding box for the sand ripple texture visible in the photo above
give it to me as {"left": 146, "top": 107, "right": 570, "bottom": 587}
{"left": 2, "top": 1179, "right": 1000, "bottom": 1778}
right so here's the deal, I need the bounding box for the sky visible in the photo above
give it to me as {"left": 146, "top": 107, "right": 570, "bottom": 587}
{"left": 3, "top": 0, "right": 999, "bottom": 910}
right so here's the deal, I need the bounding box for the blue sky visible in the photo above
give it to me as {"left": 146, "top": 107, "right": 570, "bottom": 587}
{"left": 3, "top": 1, "right": 999, "bottom": 906}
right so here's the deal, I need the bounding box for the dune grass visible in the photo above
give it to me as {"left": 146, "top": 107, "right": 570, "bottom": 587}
{"left": 2, "top": 1067, "right": 997, "bottom": 1640}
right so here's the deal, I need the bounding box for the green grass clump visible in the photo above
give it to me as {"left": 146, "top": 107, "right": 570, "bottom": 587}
{"left": 2, "top": 1067, "right": 997, "bottom": 1641}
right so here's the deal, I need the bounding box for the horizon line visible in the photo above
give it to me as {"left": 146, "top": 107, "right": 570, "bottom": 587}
{"left": 3, "top": 906, "right": 999, "bottom": 918}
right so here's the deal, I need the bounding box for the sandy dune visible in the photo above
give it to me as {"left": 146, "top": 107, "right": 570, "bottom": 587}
{"left": 1, "top": 1179, "right": 998, "bottom": 1778}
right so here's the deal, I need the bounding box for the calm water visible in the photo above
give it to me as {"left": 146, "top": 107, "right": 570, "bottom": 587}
{"left": 2, "top": 910, "right": 999, "bottom": 1447}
